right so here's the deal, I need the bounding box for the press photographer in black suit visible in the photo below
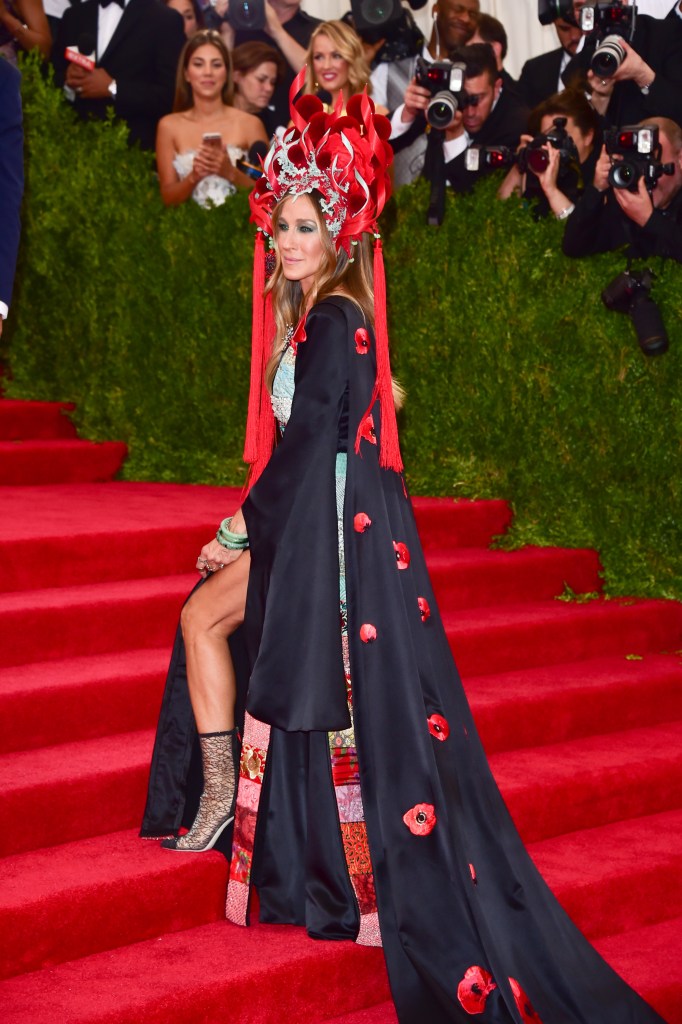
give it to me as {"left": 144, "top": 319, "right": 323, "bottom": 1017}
{"left": 566, "top": 6, "right": 682, "bottom": 129}
{"left": 562, "top": 115, "right": 682, "bottom": 262}
{"left": 518, "top": 4, "right": 587, "bottom": 110}
{"left": 391, "top": 43, "right": 528, "bottom": 196}
{"left": 53, "top": 0, "right": 185, "bottom": 151}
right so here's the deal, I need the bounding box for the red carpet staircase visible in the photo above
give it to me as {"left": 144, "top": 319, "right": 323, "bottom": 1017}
{"left": 1, "top": 398, "right": 681, "bottom": 1024}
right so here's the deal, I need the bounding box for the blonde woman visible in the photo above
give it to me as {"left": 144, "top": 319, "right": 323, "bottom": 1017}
{"left": 303, "top": 20, "right": 387, "bottom": 115}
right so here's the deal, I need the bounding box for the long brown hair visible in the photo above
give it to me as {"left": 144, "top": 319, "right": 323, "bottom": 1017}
{"left": 265, "top": 192, "right": 403, "bottom": 409}
{"left": 173, "top": 30, "right": 234, "bottom": 112}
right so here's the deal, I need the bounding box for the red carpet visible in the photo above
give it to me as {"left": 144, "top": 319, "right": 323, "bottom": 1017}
{"left": 1, "top": 399, "right": 681, "bottom": 1022}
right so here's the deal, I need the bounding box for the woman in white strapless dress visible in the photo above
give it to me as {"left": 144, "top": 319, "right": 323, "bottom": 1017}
{"left": 156, "top": 29, "right": 269, "bottom": 208}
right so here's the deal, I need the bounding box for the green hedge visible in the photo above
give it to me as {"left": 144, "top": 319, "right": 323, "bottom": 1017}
{"left": 4, "top": 56, "right": 682, "bottom": 598}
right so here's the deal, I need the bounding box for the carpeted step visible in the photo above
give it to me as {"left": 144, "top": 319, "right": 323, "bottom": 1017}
{"left": 0, "top": 482, "right": 242, "bottom": 591}
{"left": 0, "top": 485, "right": 509, "bottom": 592}
{"left": 4, "top": 585, "right": 680, "bottom": 676}
{"left": 0, "top": 829, "right": 229, "bottom": 981}
{"left": 492, "top": 719, "right": 682, "bottom": 843}
{"left": 530, "top": 808, "right": 682, "bottom": 941}
{"left": 412, "top": 497, "right": 512, "bottom": 552}
{"left": 0, "top": 649, "right": 168, "bottom": 755}
{"left": 0, "top": 400, "right": 77, "bottom": 441}
{"left": 5, "top": 711, "right": 681, "bottom": 862}
{"left": 428, "top": 545, "right": 601, "bottom": 609}
{"left": 0, "top": 730, "right": 154, "bottom": 857}
{"left": 595, "top": 915, "right": 682, "bottom": 1024}
{"left": 0, "top": 440, "right": 127, "bottom": 485}
{"left": 443, "top": 597, "right": 682, "bottom": 677}
{"left": 0, "top": 915, "right": 390, "bottom": 1024}
{"left": 2, "top": 815, "right": 675, "bottom": 1024}
{"left": 467, "top": 652, "right": 682, "bottom": 754}
{"left": 0, "top": 575, "right": 194, "bottom": 668}
{"left": 2, "top": 648, "right": 680, "bottom": 760}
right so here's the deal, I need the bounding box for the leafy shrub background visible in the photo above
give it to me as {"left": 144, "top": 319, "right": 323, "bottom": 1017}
{"left": 4, "top": 57, "right": 682, "bottom": 598}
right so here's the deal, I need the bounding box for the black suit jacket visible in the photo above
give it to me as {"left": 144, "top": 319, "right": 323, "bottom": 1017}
{"left": 562, "top": 183, "right": 682, "bottom": 262}
{"left": 53, "top": 0, "right": 185, "bottom": 150}
{"left": 518, "top": 47, "right": 566, "bottom": 111}
{"left": 0, "top": 58, "right": 23, "bottom": 316}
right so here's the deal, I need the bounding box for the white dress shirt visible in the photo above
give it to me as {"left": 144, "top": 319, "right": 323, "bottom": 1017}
{"left": 98, "top": 0, "right": 130, "bottom": 61}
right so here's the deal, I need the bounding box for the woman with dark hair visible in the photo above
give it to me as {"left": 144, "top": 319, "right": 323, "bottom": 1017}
{"left": 231, "top": 41, "right": 285, "bottom": 137}
{"left": 156, "top": 28, "right": 268, "bottom": 207}
{"left": 498, "top": 87, "right": 601, "bottom": 219}
{"left": 164, "top": 0, "right": 204, "bottom": 39}
{"left": 143, "top": 71, "right": 666, "bottom": 1024}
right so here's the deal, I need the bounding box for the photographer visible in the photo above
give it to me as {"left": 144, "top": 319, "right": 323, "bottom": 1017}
{"left": 565, "top": 3, "right": 682, "bottom": 127}
{"left": 519, "top": 2, "right": 588, "bottom": 110}
{"left": 498, "top": 88, "right": 601, "bottom": 219}
{"left": 562, "top": 115, "right": 682, "bottom": 262}
{"left": 391, "top": 43, "right": 528, "bottom": 193}
{"left": 384, "top": 0, "right": 479, "bottom": 185}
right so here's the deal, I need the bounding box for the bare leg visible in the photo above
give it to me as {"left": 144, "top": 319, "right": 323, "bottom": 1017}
{"left": 181, "top": 551, "right": 250, "bottom": 733}
{"left": 161, "top": 552, "right": 250, "bottom": 853}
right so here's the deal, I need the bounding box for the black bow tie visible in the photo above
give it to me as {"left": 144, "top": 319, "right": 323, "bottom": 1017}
{"left": 100, "top": 0, "right": 125, "bottom": 9}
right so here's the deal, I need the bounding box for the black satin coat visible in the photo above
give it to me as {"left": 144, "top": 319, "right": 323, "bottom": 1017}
{"left": 143, "top": 295, "right": 666, "bottom": 1024}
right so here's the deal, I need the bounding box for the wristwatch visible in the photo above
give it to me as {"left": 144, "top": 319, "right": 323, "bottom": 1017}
{"left": 108, "top": 79, "right": 117, "bottom": 98}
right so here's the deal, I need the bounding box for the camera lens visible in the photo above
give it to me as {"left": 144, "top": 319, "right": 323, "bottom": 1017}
{"left": 608, "top": 160, "right": 638, "bottom": 190}
{"left": 527, "top": 147, "right": 549, "bottom": 175}
{"left": 360, "top": 0, "right": 395, "bottom": 26}
{"left": 426, "top": 91, "right": 457, "bottom": 130}
{"left": 591, "top": 35, "right": 626, "bottom": 79}
{"left": 630, "top": 293, "right": 669, "bottom": 357}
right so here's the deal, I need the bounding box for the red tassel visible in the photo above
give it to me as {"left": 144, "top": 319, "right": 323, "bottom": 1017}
{"left": 243, "top": 232, "right": 276, "bottom": 494}
{"left": 354, "top": 235, "right": 403, "bottom": 473}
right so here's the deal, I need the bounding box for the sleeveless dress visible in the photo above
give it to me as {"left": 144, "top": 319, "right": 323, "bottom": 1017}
{"left": 172, "top": 145, "right": 246, "bottom": 208}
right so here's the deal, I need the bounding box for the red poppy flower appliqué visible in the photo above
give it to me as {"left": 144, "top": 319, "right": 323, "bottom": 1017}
{"left": 360, "top": 623, "right": 377, "bottom": 643}
{"left": 289, "top": 317, "right": 307, "bottom": 354}
{"left": 427, "top": 713, "right": 450, "bottom": 742}
{"left": 402, "top": 803, "right": 437, "bottom": 836}
{"left": 358, "top": 414, "right": 377, "bottom": 446}
{"left": 509, "top": 979, "right": 544, "bottom": 1024}
{"left": 393, "top": 541, "right": 410, "bottom": 569}
{"left": 457, "top": 965, "right": 497, "bottom": 1015}
{"left": 417, "top": 596, "right": 431, "bottom": 622}
{"left": 354, "top": 512, "right": 372, "bottom": 533}
{"left": 355, "top": 328, "right": 370, "bottom": 354}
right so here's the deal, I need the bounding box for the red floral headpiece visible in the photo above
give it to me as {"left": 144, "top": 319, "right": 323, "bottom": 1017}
{"left": 249, "top": 68, "right": 393, "bottom": 255}
{"left": 243, "top": 69, "right": 402, "bottom": 487}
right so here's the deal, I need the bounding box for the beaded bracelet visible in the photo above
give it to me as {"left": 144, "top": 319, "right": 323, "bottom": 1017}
{"left": 216, "top": 516, "right": 249, "bottom": 550}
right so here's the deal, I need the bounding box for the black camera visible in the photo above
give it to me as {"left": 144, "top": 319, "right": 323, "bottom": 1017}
{"left": 537, "top": 0, "right": 575, "bottom": 26}
{"left": 415, "top": 56, "right": 465, "bottom": 130}
{"left": 581, "top": 1, "right": 637, "bottom": 77}
{"left": 225, "top": 0, "right": 265, "bottom": 31}
{"left": 604, "top": 123, "right": 675, "bottom": 192}
{"left": 517, "top": 117, "right": 579, "bottom": 176}
{"left": 602, "top": 268, "right": 669, "bottom": 356}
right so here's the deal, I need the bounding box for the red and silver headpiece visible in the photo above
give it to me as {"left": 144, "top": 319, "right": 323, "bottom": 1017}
{"left": 244, "top": 69, "right": 402, "bottom": 486}
{"left": 249, "top": 68, "right": 393, "bottom": 255}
